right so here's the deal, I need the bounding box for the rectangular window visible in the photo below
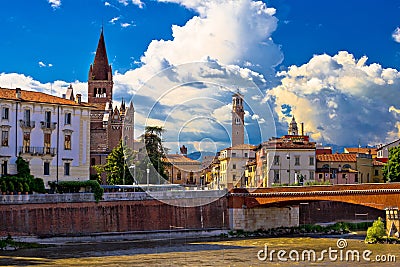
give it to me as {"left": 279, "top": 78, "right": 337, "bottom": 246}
{"left": 65, "top": 113, "right": 71, "bottom": 125}
{"left": 64, "top": 163, "right": 70, "bottom": 176}
{"left": 44, "top": 133, "right": 51, "bottom": 153}
{"left": 45, "top": 111, "right": 51, "bottom": 128}
{"left": 309, "top": 156, "right": 314, "bottom": 166}
{"left": 23, "top": 132, "right": 30, "bottom": 152}
{"left": 374, "top": 169, "right": 379, "bottom": 176}
{"left": 24, "top": 109, "right": 30, "bottom": 122}
{"left": 1, "top": 131, "right": 8, "bottom": 146}
{"left": 233, "top": 164, "right": 236, "bottom": 170}
{"left": 309, "top": 171, "right": 314, "bottom": 180}
{"left": 273, "top": 170, "right": 280, "bottom": 183}
{"left": 44, "top": 162, "right": 50, "bottom": 175}
{"left": 232, "top": 174, "right": 236, "bottom": 181}
{"left": 1, "top": 161, "right": 7, "bottom": 176}
{"left": 64, "top": 134, "right": 71, "bottom": 150}
{"left": 232, "top": 152, "right": 236, "bottom": 157}
{"left": 2, "top": 107, "right": 9, "bottom": 120}
{"left": 318, "top": 173, "right": 323, "bottom": 179}
{"left": 295, "top": 156, "right": 300, "bottom": 166}
{"left": 273, "top": 155, "right": 280, "bottom": 165}
{"left": 244, "top": 152, "right": 248, "bottom": 158}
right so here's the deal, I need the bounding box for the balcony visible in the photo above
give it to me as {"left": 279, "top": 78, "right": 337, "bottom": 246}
{"left": 19, "top": 120, "right": 35, "bottom": 129}
{"left": 19, "top": 146, "right": 56, "bottom": 157}
{"left": 40, "top": 121, "right": 57, "bottom": 131}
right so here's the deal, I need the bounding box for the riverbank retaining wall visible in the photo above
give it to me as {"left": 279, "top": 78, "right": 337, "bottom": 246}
{"left": 229, "top": 206, "right": 299, "bottom": 231}
{"left": 0, "top": 191, "right": 228, "bottom": 237}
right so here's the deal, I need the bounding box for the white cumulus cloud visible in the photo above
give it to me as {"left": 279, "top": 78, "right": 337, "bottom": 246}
{"left": 38, "top": 61, "right": 53, "bottom": 68}
{"left": 48, "top": 0, "right": 61, "bottom": 9}
{"left": 109, "top": 17, "right": 120, "bottom": 24}
{"left": 392, "top": 27, "right": 400, "bottom": 43}
{"left": 132, "top": 0, "right": 144, "bottom": 8}
{"left": 266, "top": 51, "right": 400, "bottom": 145}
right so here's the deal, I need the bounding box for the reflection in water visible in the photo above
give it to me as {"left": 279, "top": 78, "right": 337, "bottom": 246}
{"left": 0, "top": 236, "right": 398, "bottom": 266}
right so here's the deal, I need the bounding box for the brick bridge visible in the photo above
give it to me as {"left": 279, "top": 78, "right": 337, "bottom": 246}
{"left": 229, "top": 183, "right": 400, "bottom": 210}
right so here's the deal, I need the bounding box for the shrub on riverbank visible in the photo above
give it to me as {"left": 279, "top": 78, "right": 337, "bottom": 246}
{"left": 0, "top": 157, "right": 46, "bottom": 195}
{"left": 365, "top": 217, "right": 387, "bottom": 243}
{"left": 228, "top": 221, "right": 373, "bottom": 238}
{"left": 55, "top": 180, "right": 104, "bottom": 202}
{"left": 0, "top": 235, "right": 48, "bottom": 251}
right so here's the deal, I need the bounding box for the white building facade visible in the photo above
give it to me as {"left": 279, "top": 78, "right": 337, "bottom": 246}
{"left": 258, "top": 136, "right": 316, "bottom": 187}
{"left": 0, "top": 87, "right": 92, "bottom": 187}
{"left": 218, "top": 144, "right": 256, "bottom": 189}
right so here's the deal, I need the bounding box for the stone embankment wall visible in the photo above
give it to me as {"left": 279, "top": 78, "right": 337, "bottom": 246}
{"left": 229, "top": 206, "right": 299, "bottom": 231}
{"left": 0, "top": 191, "right": 228, "bottom": 236}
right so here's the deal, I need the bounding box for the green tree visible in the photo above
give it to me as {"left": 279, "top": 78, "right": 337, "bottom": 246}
{"left": 382, "top": 146, "right": 400, "bottom": 182}
{"left": 16, "top": 156, "right": 31, "bottom": 178}
{"left": 365, "top": 217, "right": 386, "bottom": 243}
{"left": 102, "top": 140, "right": 135, "bottom": 185}
{"left": 137, "top": 126, "right": 168, "bottom": 183}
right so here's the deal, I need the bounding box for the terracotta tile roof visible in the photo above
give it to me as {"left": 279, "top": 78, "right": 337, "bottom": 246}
{"left": 317, "top": 153, "right": 356, "bottom": 162}
{"left": 262, "top": 139, "right": 316, "bottom": 149}
{"left": 225, "top": 144, "right": 257, "bottom": 150}
{"left": 164, "top": 154, "right": 201, "bottom": 165}
{"left": 373, "top": 160, "right": 384, "bottom": 166}
{"left": 344, "top": 147, "right": 377, "bottom": 155}
{"left": 0, "top": 88, "right": 93, "bottom": 108}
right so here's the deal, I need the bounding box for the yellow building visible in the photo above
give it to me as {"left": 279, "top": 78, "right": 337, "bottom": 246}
{"left": 164, "top": 154, "right": 202, "bottom": 186}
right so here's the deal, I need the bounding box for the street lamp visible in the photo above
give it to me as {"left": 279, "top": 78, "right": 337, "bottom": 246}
{"left": 286, "top": 153, "right": 290, "bottom": 185}
{"left": 129, "top": 165, "right": 136, "bottom": 185}
{"left": 146, "top": 165, "right": 150, "bottom": 191}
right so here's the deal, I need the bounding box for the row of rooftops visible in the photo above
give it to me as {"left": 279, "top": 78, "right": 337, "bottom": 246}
{"left": 0, "top": 87, "right": 91, "bottom": 108}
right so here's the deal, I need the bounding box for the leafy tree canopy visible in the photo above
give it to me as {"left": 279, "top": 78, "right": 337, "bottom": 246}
{"left": 100, "top": 140, "right": 136, "bottom": 185}
{"left": 382, "top": 146, "right": 400, "bottom": 182}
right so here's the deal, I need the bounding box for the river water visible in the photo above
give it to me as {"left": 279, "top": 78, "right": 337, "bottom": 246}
{"left": 0, "top": 235, "right": 398, "bottom": 266}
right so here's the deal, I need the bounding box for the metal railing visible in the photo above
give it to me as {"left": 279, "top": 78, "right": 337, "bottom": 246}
{"left": 40, "top": 121, "right": 57, "bottom": 130}
{"left": 19, "top": 120, "right": 35, "bottom": 129}
{"left": 18, "top": 146, "right": 56, "bottom": 156}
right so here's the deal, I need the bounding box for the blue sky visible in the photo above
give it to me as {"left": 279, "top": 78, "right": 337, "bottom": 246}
{"left": 1, "top": 0, "right": 400, "bottom": 153}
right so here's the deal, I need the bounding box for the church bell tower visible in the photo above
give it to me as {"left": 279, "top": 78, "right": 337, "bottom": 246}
{"left": 88, "top": 28, "right": 113, "bottom": 107}
{"left": 231, "top": 92, "right": 245, "bottom": 147}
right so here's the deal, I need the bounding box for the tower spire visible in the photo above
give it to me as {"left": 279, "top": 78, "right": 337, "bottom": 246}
{"left": 91, "top": 28, "right": 111, "bottom": 81}
{"left": 88, "top": 28, "right": 113, "bottom": 105}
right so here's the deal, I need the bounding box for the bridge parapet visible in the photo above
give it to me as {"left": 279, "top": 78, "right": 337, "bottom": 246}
{"left": 228, "top": 183, "right": 400, "bottom": 210}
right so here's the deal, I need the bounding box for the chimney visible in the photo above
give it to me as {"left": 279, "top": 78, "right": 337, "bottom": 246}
{"left": 301, "top": 122, "right": 304, "bottom": 136}
{"left": 16, "top": 88, "right": 21, "bottom": 99}
{"left": 180, "top": 145, "right": 188, "bottom": 156}
{"left": 76, "top": 94, "right": 82, "bottom": 104}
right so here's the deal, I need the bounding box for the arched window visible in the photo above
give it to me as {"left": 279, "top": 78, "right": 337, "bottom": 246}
{"left": 343, "top": 164, "right": 351, "bottom": 169}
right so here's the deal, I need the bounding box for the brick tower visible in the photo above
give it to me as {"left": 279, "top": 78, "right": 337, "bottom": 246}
{"left": 231, "top": 92, "right": 244, "bottom": 147}
{"left": 88, "top": 29, "right": 135, "bottom": 181}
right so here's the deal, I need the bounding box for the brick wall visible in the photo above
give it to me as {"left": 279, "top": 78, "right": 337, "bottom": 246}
{"left": 0, "top": 198, "right": 228, "bottom": 237}
{"left": 299, "top": 201, "right": 385, "bottom": 224}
